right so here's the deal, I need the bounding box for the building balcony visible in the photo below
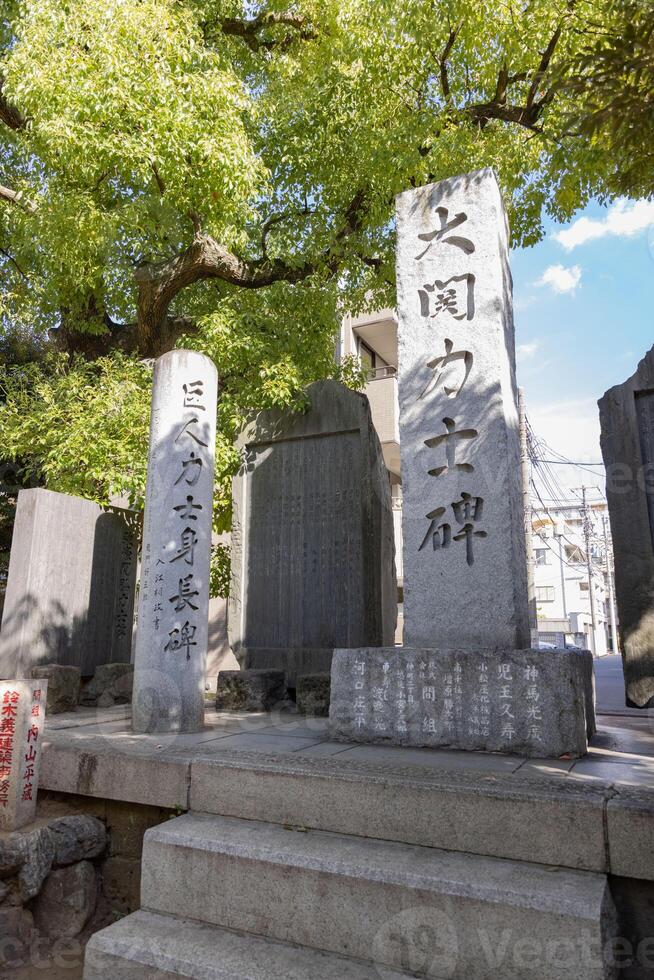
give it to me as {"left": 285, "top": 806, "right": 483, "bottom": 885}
{"left": 365, "top": 368, "right": 400, "bottom": 475}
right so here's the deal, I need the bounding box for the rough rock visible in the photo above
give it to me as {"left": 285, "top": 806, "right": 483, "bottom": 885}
{"left": 33, "top": 860, "right": 98, "bottom": 938}
{"left": 49, "top": 815, "right": 108, "bottom": 867}
{"left": 296, "top": 673, "right": 331, "bottom": 717}
{"left": 17, "top": 826, "right": 55, "bottom": 901}
{"left": 215, "top": 670, "right": 286, "bottom": 712}
{"left": 31, "top": 664, "right": 80, "bottom": 714}
{"left": 81, "top": 663, "right": 134, "bottom": 707}
{"left": 0, "top": 834, "right": 26, "bottom": 878}
{"left": 0, "top": 907, "right": 33, "bottom": 959}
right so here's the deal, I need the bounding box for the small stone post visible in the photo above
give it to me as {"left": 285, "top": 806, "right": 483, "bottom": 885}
{"left": 0, "top": 679, "right": 48, "bottom": 831}
{"left": 132, "top": 351, "right": 218, "bottom": 734}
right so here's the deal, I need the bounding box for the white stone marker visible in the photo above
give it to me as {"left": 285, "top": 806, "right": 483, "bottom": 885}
{"left": 132, "top": 351, "right": 217, "bottom": 734}
{"left": 396, "top": 167, "right": 530, "bottom": 650}
{"left": 0, "top": 679, "right": 48, "bottom": 831}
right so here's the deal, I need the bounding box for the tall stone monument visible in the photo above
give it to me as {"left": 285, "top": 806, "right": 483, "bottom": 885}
{"left": 0, "top": 679, "right": 47, "bottom": 831}
{"left": 0, "top": 490, "right": 137, "bottom": 678}
{"left": 132, "top": 350, "right": 218, "bottom": 734}
{"left": 229, "top": 380, "right": 396, "bottom": 687}
{"left": 397, "top": 169, "right": 529, "bottom": 649}
{"left": 599, "top": 345, "right": 654, "bottom": 707}
{"left": 330, "top": 169, "right": 593, "bottom": 757}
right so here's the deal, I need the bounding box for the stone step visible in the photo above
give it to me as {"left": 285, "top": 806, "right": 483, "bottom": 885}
{"left": 190, "top": 751, "right": 610, "bottom": 872}
{"left": 84, "top": 909, "right": 411, "bottom": 979}
{"left": 140, "top": 812, "right": 618, "bottom": 980}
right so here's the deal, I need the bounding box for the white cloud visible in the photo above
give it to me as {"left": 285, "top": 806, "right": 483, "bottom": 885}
{"left": 516, "top": 340, "right": 539, "bottom": 362}
{"left": 536, "top": 264, "right": 582, "bottom": 294}
{"left": 553, "top": 199, "right": 654, "bottom": 251}
{"left": 527, "top": 398, "right": 605, "bottom": 496}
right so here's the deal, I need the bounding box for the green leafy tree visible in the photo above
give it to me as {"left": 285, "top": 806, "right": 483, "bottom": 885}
{"left": 560, "top": 0, "right": 654, "bottom": 197}
{"left": 0, "top": 0, "right": 637, "bottom": 593}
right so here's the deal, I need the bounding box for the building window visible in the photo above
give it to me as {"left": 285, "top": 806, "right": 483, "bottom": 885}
{"left": 534, "top": 548, "right": 549, "bottom": 566}
{"left": 536, "top": 586, "right": 555, "bottom": 602}
{"left": 579, "top": 581, "right": 589, "bottom": 593}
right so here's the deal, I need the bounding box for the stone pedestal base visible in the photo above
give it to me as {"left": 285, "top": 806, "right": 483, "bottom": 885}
{"left": 238, "top": 648, "right": 334, "bottom": 689}
{"left": 330, "top": 648, "right": 594, "bottom": 759}
{"left": 215, "top": 670, "right": 286, "bottom": 712}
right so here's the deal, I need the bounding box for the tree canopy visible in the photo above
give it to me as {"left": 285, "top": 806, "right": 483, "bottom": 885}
{"left": 0, "top": 0, "right": 649, "bottom": 593}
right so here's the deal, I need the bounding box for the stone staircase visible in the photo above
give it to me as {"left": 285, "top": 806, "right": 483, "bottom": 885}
{"left": 84, "top": 754, "right": 619, "bottom": 980}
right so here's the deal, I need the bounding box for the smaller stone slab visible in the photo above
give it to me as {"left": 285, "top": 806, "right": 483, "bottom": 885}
{"left": 0, "top": 679, "right": 48, "bottom": 831}
{"left": 330, "top": 648, "right": 592, "bottom": 758}
{"left": 296, "top": 673, "right": 331, "bottom": 717}
{"left": 215, "top": 670, "right": 286, "bottom": 712}
{"left": 31, "top": 664, "right": 80, "bottom": 714}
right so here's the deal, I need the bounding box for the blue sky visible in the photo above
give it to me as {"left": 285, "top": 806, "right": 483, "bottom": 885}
{"left": 511, "top": 198, "right": 654, "bottom": 498}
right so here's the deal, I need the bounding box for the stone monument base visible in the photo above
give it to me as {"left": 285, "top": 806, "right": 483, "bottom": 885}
{"left": 330, "top": 647, "right": 594, "bottom": 759}
{"left": 239, "top": 647, "right": 334, "bottom": 689}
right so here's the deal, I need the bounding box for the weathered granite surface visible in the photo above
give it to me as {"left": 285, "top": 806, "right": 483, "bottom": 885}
{"left": 0, "top": 489, "right": 137, "bottom": 678}
{"left": 229, "top": 380, "right": 396, "bottom": 687}
{"left": 0, "top": 679, "right": 47, "bottom": 831}
{"left": 330, "top": 648, "right": 593, "bottom": 758}
{"left": 132, "top": 350, "right": 218, "bottom": 734}
{"left": 395, "top": 169, "right": 529, "bottom": 650}
{"left": 31, "top": 664, "right": 80, "bottom": 714}
{"left": 297, "top": 673, "right": 331, "bottom": 717}
{"left": 599, "top": 344, "right": 654, "bottom": 707}
{"left": 215, "top": 669, "right": 286, "bottom": 712}
{"left": 81, "top": 663, "right": 134, "bottom": 707}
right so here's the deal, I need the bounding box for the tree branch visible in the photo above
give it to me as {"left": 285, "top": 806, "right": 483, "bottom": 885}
{"left": 0, "top": 77, "right": 26, "bottom": 131}
{"left": 219, "top": 13, "right": 317, "bottom": 52}
{"left": 0, "top": 183, "right": 35, "bottom": 212}
{"left": 526, "top": 25, "right": 563, "bottom": 108}
{"left": 439, "top": 25, "right": 461, "bottom": 100}
{"left": 134, "top": 190, "right": 370, "bottom": 354}
{"left": 0, "top": 245, "right": 27, "bottom": 280}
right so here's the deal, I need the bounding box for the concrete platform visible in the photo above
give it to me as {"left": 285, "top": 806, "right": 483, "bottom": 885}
{"left": 41, "top": 705, "right": 654, "bottom": 879}
{"left": 85, "top": 909, "right": 412, "bottom": 980}
{"left": 138, "top": 812, "right": 616, "bottom": 980}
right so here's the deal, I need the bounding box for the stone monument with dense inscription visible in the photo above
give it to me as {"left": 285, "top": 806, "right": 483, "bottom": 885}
{"left": 0, "top": 489, "right": 137, "bottom": 678}
{"left": 330, "top": 169, "right": 593, "bottom": 757}
{"left": 600, "top": 344, "right": 654, "bottom": 707}
{"left": 229, "top": 380, "right": 396, "bottom": 687}
{"left": 0, "top": 679, "right": 47, "bottom": 831}
{"left": 132, "top": 350, "right": 218, "bottom": 734}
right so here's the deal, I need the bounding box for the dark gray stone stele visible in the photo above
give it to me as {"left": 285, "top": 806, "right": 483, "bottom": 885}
{"left": 215, "top": 669, "right": 286, "bottom": 711}
{"left": 0, "top": 489, "right": 138, "bottom": 678}
{"left": 330, "top": 647, "right": 594, "bottom": 759}
{"left": 229, "top": 380, "right": 397, "bottom": 687}
{"left": 599, "top": 345, "right": 654, "bottom": 707}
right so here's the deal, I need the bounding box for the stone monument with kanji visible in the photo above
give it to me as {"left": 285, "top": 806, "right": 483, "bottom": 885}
{"left": 330, "top": 168, "right": 593, "bottom": 758}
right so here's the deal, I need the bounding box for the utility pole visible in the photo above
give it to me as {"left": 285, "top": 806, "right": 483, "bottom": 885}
{"left": 602, "top": 512, "right": 619, "bottom": 655}
{"left": 518, "top": 389, "right": 537, "bottom": 639}
{"left": 574, "top": 486, "right": 598, "bottom": 656}
{"left": 554, "top": 521, "right": 568, "bottom": 620}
